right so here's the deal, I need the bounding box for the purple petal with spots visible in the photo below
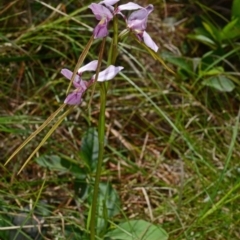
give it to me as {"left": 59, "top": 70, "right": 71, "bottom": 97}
{"left": 93, "top": 65, "right": 124, "bottom": 82}
{"left": 142, "top": 31, "right": 158, "bottom": 52}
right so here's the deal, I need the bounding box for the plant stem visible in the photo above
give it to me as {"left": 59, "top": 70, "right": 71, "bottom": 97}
{"left": 89, "top": 10, "right": 119, "bottom": 239}
{"left": 90, "top": 83, "right": 107, "bottom": 240}
{"left": 89, "top": 38, "right": 106, "bottom": 240}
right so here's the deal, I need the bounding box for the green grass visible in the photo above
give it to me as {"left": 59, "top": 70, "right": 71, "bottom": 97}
{"left": 1, "top": 0, "right": 240, "bottom": 239}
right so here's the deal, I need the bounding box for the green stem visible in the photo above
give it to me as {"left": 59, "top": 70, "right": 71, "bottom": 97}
{"left": 89, "top": 8, "right": 119, "bottom": 239}
{"left": 90, "top": 83, "right": 107, "bottom": 240}
{"left": 89, "top": 38, "right": 106, "bottom": 240}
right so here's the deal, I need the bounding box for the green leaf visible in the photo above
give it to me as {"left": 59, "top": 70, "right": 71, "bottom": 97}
{"left": 96, "top": 183, "right": 121, "bottom": 236}
{"left": 202, "top": 22, "right": 220, "bottom": 42}
{"left": 221, "top": 19, "right": 240, "bottom": 40}
{"left": 203, "top": 75, "right": 235, "bottom": 92}
{"left": 188, "top": 33, "right": 216, "bottom": 48}
{"left": 105, "top": 220, "right": 168, "bottom": 240}
{"left": 60, "top": 158, "right": 86, "bottom": 179}
{"left": 35, "top": 155, "right": 68, "bottom": 172}
{"left": 79, "top": 127, "right": 99, "bottom": 172}
{"left": 35, "top": 155, "right": 86, "bottom": 178}
{"left": 74, "top": 180, "right": 91, "bottom": 200}
{"left": 200, "top": 66, "right": 224, "bottom": 77}
{"left": 161, "top": 51, "right": 196, "bottom": 77}
{"left": 232, "top": 0, "right": 240, "bottom": 26}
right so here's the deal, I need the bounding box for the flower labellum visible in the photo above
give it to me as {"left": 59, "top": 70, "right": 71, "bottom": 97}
{"left": 61, "top": 70, "right": 87, "bottom": 105}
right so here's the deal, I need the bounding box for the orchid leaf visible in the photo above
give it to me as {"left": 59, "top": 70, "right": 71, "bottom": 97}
{"left": 35, "top": 155, "right": 86, "bottom": 178}
{"left": 105, "top": 220, "right": 168, "bottom": 240}
{"left": 203, "top": 75, "right": 235, "bottom": 92}
{"left": 79, "top": 127, "right": 99, "bottom": 172}
{"left": 96, "top": 183, "right": 121, "bottom": 236}
{"left": 221, "top": 18, "right": 240, "bottom": 40}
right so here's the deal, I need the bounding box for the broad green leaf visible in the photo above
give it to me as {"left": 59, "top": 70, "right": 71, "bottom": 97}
{"left": 200, "top": 67, "right": 224, "bottom": 77}
{"left": 35, "top": 155, "right": 68, "bottom": 172}
{"left": 203, "top": 75, "right": 235, "bottom": 92}
{"left": 79, "top": 127, "right": 99, "bottom": 172}
{"left": 161, "top": 52, "right": 195, "bottom": 77}
{"left": 105, "top": 220, "right": 168, "bottom": 240}
{"left": 74, "top": 180, "right": 91, "bottom": 200}
{"left": 60, "top": 158, "right": 86, "bottom": 179}
{"left": 96, "top": 183, "right": 121, "bottom": 236}
{"left": 35, "top": 155, "right": 86, "bottom": 178}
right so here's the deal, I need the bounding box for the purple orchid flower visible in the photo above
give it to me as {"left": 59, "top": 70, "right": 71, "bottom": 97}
{"left": 117, "top": 4, "right": 159, "bottom": 52}
{"left": 89, "top": 0, "right": 119, "bottom": 38}
{"left": 61, "top": 61, "right": 123, "bottom": 105}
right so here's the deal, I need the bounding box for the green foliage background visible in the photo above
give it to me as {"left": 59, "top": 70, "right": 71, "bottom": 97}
{"left": 0, "top": 0, "right": 240, "bottom": 239}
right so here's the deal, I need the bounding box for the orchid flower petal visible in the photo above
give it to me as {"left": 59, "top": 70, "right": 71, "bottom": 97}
{"left": 142, "top": 31, "right": 158, "bottom": 52}
{"left": 94, "top": 65, "right": 124, "bottom": 82}
{"left": 99, "top": 0, "right": 119, "bottom": 6}
{"left": 61, "top": 69, "right": 88, "bottom": 90}
{"left": 93, "top": 19, "right": 109, "bottom": 38}
{"left": 145, "top": 4, "right": 154, "bottom": 14}
{"left": 127, "top": 8, "right": 149, "bottom": 30}
{"left": 61, "top": 69, "right": 78, "bottom": 81}
{"left": 73, "top": 80, "right": 88, "bottom": 89}
{"left": 127, "top": 5, "right": 154, "bottom": 31}
{"left": 78, "top": 60, "right": 98, "bottom": 74}
{"left": 89, "top": 3, "right": 113, "bottom": 21}
{"left": 127, "top": 10, "right": 148, "bottom": 31}
{"left": 64, "top": 91, "right": 84, "bottom": 105}
{"left": 118, "top": 2, "right": 143, "bottom": 11}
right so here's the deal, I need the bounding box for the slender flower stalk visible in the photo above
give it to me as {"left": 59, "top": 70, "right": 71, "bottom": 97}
{"left": 65, "top": 40, "right": 123, "bottom": 240}
{"left": 89, "top": 37, "right": 106, "bottom": 240}
{"left": 90, "top": 82, "right": 107, "bottom": 240}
